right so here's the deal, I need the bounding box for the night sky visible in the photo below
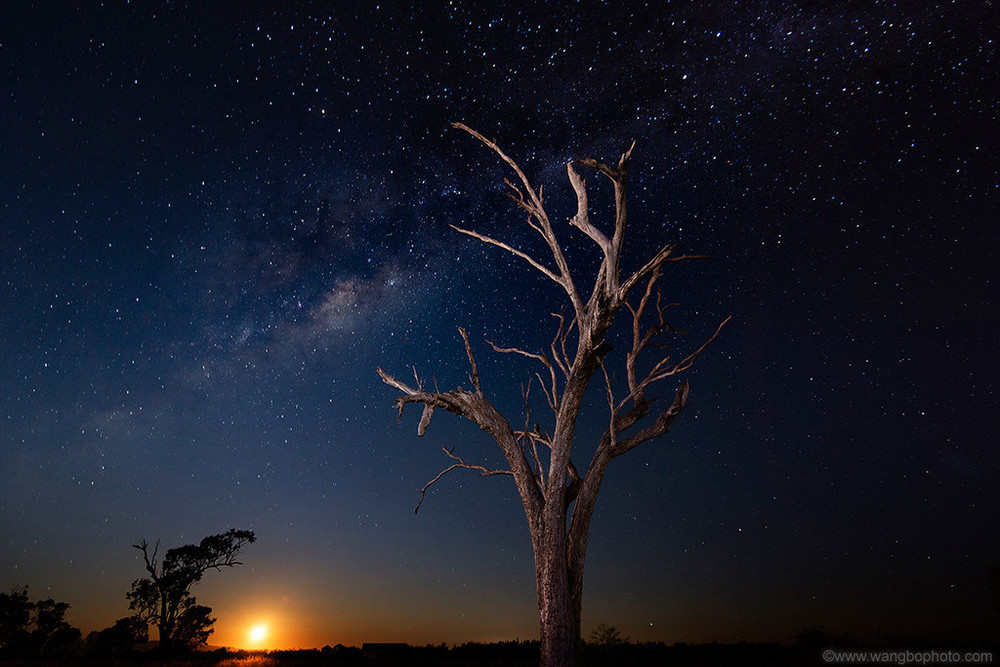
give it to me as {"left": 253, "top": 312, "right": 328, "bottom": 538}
{"left": 2, "top": 0, "right": 998, "bottom": 651}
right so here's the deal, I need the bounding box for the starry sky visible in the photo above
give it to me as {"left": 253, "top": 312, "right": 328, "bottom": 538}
{"left": 2, "top": 0, "right": 998, "bottom": 651}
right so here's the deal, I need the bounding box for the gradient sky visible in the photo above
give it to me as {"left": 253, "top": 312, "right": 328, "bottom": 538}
{"left": 2, "top": 0, "right": 998, "bottom": 651}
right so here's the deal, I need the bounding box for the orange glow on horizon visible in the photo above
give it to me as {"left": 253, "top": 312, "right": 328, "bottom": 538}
{"left": 222, "top": 616, "right": 280, "bottom": 650}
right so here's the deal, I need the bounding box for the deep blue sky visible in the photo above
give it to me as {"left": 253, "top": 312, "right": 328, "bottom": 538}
{"left": 1, "top": 0, "right": 998, "bottom": 649}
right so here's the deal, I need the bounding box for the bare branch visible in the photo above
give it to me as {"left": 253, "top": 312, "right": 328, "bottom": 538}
{"left": 526, "top": 430, "right": 549, "bottom": 490}
{"left": 458, "top": 327, "right": 481, "bottom": 394}
{"left": 572, "top": 157, "right": 623, "bottom": 182}
{"left": 517, "top": 380, "right": 532, "bottom": 447}
{"left": 450, "top": 224, "right": 563, "bottom": 286}
{"left": 531, "top": 372, "right": 555, "bottom": 411}
{"left": 486, "top": 338, "right": 559, "bottom": 410}
{"left": 377, "top": 366, "right": 417, "bottom": 396}
{"left": 566, "top": 162, "right": 611, "bottom": 254}
{"left": 614, "top": 315, "right": 730, "bottom": 412}
{"left": 450, "top": 123, "right": 584, "bottom": 319}
{"left": 565, "top": 154, "right": 628, "bottom": 302}
{"left": 613, "top": 381, "right": 690, "bottom": 456}
{"left": 625, "top": 265, "right": 665, "bottom": 397}
{"left": 502, "top": 179, "right": 549, "bottom": 239}
{"left": 519, "top": 381, "right": 546, "bottom": 490}
{"left": 616, "top": 253, "right": 732, "bottom": 410}
{"left": 669, "top": 314, "right": 732, "bottom": 374}
{"left": 619, "top": 243, "right": 712, "bottom": 300}
{"left": 378, "top": 339, "right": 544, "bottom": 519}
{"left": 451, "top": 122, "right": 545, "bottom": 213}
{"left": 417, "top": 405, "right": 434, "bottom": 437}
{"left": 618, "top": 141, "right": 636, "bottom": 170}
{"left": 549, "top": 311, "right": 573, "bottom": 380}
{"left": 599, "top": 362, "right": 619, "bottom": 454}
{"left": 133, "top": 540, "right": 160, "bottom": 579}
{"left": 415, "top": 446, "right": 514, "bottom": 514}
{"left": 486, "top": 339, "right": 549, "bottom": 367}
{"left": 377, "top": 366, "right": 465, "bottom": 427}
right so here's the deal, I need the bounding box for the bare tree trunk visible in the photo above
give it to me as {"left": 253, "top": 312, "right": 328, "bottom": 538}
{"left": 158, "top": 597, "right": 173, "bottom": 652}
{"left": 535, "top": 520, "right": 578, "bottom": 667}
{"left": 158, "top": 622, "right": 173, "bottom": 652}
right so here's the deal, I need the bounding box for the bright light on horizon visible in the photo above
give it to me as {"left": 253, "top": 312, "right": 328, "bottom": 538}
{"left": 248, "top": 623, "right": 269, "bottom": 646}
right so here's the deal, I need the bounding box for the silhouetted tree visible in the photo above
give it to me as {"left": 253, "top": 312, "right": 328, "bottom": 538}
{"left": 0, "top": 587, "right": 82, "bottom": 659}
{"left": 172, "top": 603, "right": 215, "bottom": 649}
{"left": 127, "top": 529, "right": 255, "bottom": 652}
{"left": 85, "top": 616, "right": 148, "bottom": 655}
{"left": 0, "top": 588, "right": 31, "bottom": 656}
{"left": 588, "top": 624, "right": 628, "bottom": 646}
{"left": 379, "top": 124, "right": 728, "bottom": 666}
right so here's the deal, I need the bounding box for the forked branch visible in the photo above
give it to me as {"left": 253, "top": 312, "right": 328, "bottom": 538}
{"left": 486, "top": 339, "right": 559, "bottom": 410}
{"left": 450, "top": 122, "right": 584, "bottom": 318}
{"left": 620, "top": 243, "right": 712, "bottom": 300}
{"left": 613, "top": 380, "right": 690, "bottom": 456}
{"left": 134, "top": 540, "right": 160, "bottom": 579}
{"left": 379, "top": 328, "right": 544, "bottom": 518}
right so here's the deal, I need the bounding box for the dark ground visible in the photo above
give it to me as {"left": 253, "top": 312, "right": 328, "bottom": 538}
{"left": 2, "top": 638, "right": 997, "bottom": 667}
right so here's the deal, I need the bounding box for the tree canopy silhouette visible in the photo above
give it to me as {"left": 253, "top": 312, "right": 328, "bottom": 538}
{"left": 588, "top": 624, "right": 628, "bottom": 647}
{"left": 379, "top": 124, "right": 728, "bottom": 667}
{"left": 0, "top": 587, "right": 82, "bottom": 659}
{"left": 84, "top": 616, "right": 148, "bottom": 656}
{"left": 127, "top": 528, "right": 255, "bottom": 652}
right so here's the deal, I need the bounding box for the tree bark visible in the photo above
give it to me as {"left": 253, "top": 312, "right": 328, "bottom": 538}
{"left": 535, "top": 518, "right": 578, "bottom": 667}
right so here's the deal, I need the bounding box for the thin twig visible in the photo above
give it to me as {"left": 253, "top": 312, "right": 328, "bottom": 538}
{"left": 415, "top": 446, "right": 513, "bottom": 514}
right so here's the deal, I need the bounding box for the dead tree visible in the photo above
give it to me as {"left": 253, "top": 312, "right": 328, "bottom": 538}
{"left": 378, "top": 123, "right": 729, "bottom": 667}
